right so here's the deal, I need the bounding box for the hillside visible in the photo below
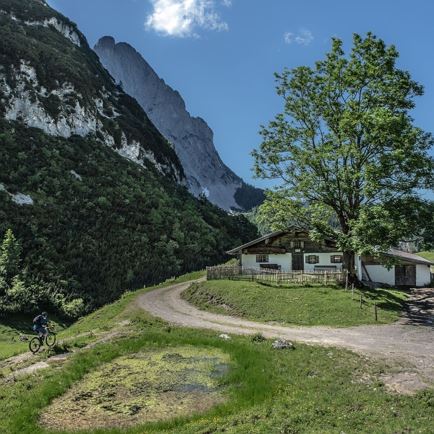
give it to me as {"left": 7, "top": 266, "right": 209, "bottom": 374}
{"left": 1, "top": 272, "right": 433, "bottom": 433}
{"left": 94, "top": 36, "right": 264, "bottom": 211}
{"left": 0, "top": 0, "right": 258, "bottom": 314}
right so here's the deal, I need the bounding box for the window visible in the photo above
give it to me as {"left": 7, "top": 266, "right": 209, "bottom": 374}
{"left": 256, "top": 254, "right": 269, "bottom": 263}
{"left": 260, "top": 263, "right": 280, "bottom": 270}
{"left": 331, "top": 255, "right": 343, "bottom": 264}
{"left": 305, "top": 255, "right": 319, "bottom": 264}
{"left": 292, "top": 240, "right": 304, "bottom": 249}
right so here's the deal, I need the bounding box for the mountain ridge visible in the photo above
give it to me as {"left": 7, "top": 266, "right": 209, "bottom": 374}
{"left": 94, "top": 36, "right": 264, "bottom": 211}
{"left": 0, "top": 0, "right": 258, "bottom": 315}
{"left": 0, "top": 0, "right": 184, "bottom": 182}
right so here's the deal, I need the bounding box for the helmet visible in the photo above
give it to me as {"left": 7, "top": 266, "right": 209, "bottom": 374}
{"left": 42, "top": 312, "right": 48, "bottom": 317}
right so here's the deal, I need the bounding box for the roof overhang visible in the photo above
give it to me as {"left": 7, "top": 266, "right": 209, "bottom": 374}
{"left": 226, "top": 230, "right": 288, "bottom": 255}
{"left": 383, "top": 249, "right": 434, "bottom": 266}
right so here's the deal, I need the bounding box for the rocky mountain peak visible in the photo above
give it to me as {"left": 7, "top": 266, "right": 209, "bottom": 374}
{"left": 95, "top": 37, "right": 264, "bottom": 211}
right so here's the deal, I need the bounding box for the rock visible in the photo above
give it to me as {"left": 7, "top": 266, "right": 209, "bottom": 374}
{"left": 219, "top": 334, "right": 231, "bottom": 340}
{"left": 94, "top": 37, "right": 263, "bottom": 211}
{"left": 11, "top": 192, "right": 33, "bottom": 206}
{"left": 272, "top": 339, "right": 295, "bottom": 350}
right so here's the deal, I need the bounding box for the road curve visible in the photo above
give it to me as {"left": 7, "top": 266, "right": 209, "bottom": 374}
{"left": 137, "top": 280, "right": 434, "bottom": 391}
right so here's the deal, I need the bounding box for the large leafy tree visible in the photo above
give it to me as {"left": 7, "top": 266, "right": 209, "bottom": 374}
{"left": 253, "top": 33, "right": 434, "bottom": 282}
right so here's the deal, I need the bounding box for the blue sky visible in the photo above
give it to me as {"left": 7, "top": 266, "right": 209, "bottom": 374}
{"left": 48, "top": 0, "right": 434, "bottom": 191}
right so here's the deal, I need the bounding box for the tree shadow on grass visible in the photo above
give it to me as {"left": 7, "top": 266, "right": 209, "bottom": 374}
{"left": 359, "top": 287, "right": 406, "bottom": 313}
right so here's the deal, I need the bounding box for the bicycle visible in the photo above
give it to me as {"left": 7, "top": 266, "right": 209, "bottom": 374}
{"left": 29, "top": 327, "right": 57, "bottom": 354}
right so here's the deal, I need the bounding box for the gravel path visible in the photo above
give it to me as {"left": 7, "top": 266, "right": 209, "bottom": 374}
{"left": 138, "top": 280, "right": 434, "bottom": 394}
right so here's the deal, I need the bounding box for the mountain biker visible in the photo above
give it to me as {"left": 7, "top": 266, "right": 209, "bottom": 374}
{"left": 33, "top": 312, "right": 49, "bottom": 341}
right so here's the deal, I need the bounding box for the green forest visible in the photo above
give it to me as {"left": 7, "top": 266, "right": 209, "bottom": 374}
{"left": 0, "top": 120, "right": 258, "bottom": 318}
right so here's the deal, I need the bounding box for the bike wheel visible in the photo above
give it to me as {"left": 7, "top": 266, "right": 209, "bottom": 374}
{"left": 29, "top": 337, "right": 41, "bottom": 354}
{"left": 45, "top": 333, "right": 57, "bottom": 348}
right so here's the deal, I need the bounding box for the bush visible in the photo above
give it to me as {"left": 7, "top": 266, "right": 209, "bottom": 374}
{"left": 60, "top": 298, "right": 85, "bottom": 319}
{"left": 251, "top": 333, "right": 266, "bottom": 343}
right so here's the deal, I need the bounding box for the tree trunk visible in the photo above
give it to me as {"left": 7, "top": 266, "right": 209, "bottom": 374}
{"left": 343, "top": 251, "right": 358, "bottom": 285}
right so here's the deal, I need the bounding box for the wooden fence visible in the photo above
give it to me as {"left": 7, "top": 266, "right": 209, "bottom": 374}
{"left": 206, "top": 265, "right": 346, "bottom": 285}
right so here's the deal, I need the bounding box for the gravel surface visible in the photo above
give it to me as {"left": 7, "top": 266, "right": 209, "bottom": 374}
{"left": 138, "top": 280, "right": 434, "bottom": 394}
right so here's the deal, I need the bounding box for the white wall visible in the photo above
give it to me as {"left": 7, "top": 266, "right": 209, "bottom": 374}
{"left": 416, "top": 264, "right": 432, "bottom": 287}
{"left": 363, "top": 265, "right": 396, "bottom": 286}
{"left": 363, "top": 263, "right": 431, "bottom": 287}
{"left": 303, "top": 252, "right": 343, "bottom": 272}
{"left": 242, "top": 253, "right": 432, "bottom": 286}
{"left": 242, "top": 254, "right": 292, "bottom": 272}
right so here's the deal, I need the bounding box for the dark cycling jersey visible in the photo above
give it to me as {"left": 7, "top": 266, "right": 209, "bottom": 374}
{"left": 33, "top": 315, "right": 48, "bottom": 328}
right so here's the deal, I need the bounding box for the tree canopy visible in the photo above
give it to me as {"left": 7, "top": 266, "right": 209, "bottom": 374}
{"left": 253, "top": 33, "right": 434, "bottom": 278}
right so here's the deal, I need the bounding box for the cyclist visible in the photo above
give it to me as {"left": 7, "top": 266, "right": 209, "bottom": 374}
{"left": 33, "top": 312, "right": 49, "bottom": 342}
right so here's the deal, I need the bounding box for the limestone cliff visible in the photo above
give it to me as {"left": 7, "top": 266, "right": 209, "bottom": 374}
{"left": 95, "top": 36, "right": 263, "bottom": 211}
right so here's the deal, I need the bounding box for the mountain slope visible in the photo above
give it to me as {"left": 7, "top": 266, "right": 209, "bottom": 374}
{"left": 0, "top": 0, "right": 183, "bottom": 182}
{"left": 94, "top": 36, "right": 264, "bottom": 211}
{"left": 0, "top": 0, "right": 258, "bottom": 313}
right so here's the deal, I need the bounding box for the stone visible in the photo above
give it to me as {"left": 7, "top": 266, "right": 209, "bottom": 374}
{"left": 219, "top": 334, "right": 231, "bottom": 340}
{"left": 272, "top": 339, "right": 295, "bottom": 350}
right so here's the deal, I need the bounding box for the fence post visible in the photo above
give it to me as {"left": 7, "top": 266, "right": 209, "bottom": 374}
{"left": 324, "top": 271, "right": 328, "bottom": 286}
{"left": 352, "top": 284, "right": 354, "bottom": 300}
{"left": 374, "top": 303, "right": 378, "bottom": 321}
{"left": 359, "top": 293, "right": 363, "bottom": 309}
{"left": 345, "top": 271, "right": 349, "bottom": 291}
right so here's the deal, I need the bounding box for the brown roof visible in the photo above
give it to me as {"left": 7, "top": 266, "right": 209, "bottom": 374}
{"left": 386, "top": 248, "right": 434, "bottom": 266}
{"left": 226, "top": 230, "right": 287, "bottom": 255}
{"left": 227, "top": 231, "right": 434, "bottom": 266}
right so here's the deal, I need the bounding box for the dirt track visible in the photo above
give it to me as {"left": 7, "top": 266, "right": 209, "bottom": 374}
{"left": 138, "top": 280, "right": 434, "bottom": 394}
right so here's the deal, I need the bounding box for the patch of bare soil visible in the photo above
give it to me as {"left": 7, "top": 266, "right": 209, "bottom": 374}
{"left": 380, "top": 372, "right": 430, "bottom": 395}
{"left": 40, "top": 346, "right": 230, "bottom": 431}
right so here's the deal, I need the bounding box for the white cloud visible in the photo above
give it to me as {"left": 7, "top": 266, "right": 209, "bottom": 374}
{"left": 284, "top": 29, "right": 314, "bottom": 46}
{"left": 145, "top": 0, "right": 230, "bottom": 38}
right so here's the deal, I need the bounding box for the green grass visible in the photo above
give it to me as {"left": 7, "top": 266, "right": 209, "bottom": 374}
{"left": 0, "top": 315, "right": 68, "bottom": 361}
{"left": 0, "top": 270, "right": 206, "bottom": 361}
{"left": 418, "top": 251, "right": 434, "bottom": 262}
{"left": 183, "top": 280, "right": 407, "bottom": 327}
{"left": 0, "top": 270, "right": 432, "bottom": 433}
{"left": 418, "top": 251, "right": 434, "bottom": 272}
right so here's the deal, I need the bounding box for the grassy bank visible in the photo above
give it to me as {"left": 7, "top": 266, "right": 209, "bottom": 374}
{"left": 418, "top": 251, "right": 434, "bottom": 272}
{"left": 0, "top": 271, "right": 432, "bottom": 433}
{"left": 183, "top": 280, "right": 407, "bottom": 326}
{"left": 0, "top": 315, "right": 68, "bottom": 361}
{"left": 0, "top": 271, "right": 206, "bottom": 362}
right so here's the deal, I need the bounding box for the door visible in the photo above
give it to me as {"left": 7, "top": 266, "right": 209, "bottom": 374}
{"left": 292, "top": 253, "right": 304, "bottom": 271}
{"left": 395, "top": 265, "right": 416, "bottom": 286}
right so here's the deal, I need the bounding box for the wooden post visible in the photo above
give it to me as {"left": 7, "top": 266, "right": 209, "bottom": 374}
{"left": 352, "top": 284, "right": 354, "bottom": 300}
{"left": 360, "top": 293, "right": 363, "bottom": 309}
{"left": 345, "top": 271, "right": 349, "bottom": 291}
{"left": 324, "top": 271, "right": 328, "bottom": 286}
{"left": 374, "top": 303, "right": 378, "bottom": 321}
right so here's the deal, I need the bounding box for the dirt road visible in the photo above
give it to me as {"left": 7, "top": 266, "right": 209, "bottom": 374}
{"left": 138, "top": 281, "right": 434, "bottom": 394}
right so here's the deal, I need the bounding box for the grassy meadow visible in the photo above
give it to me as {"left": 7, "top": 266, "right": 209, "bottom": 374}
{"left": 418, "top": 251, "right": 434, "bottom": 273}
{"left": 0, "top": 271, "right": 432, "bottom": 433}
{"left": 183, "top": 280, "right": 407, "bottom": 327}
